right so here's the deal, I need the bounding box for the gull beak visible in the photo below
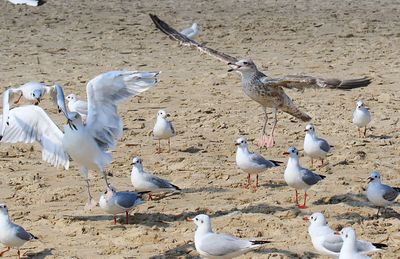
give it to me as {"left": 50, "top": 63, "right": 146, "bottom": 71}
{"left": 35, "top": 98, "right": 41, "bottom": 105}
{"left": 367, "top": 177, "right": 373, "bottom": 183}
{"left": 235, "top": 143, "right": 240, "bottom": 146}
{"left": 304, "top": 129, "right": 308, "bottom": 132}
{"left": 283, "top": 152, "right": 289, "bottom": 155}
{"left": 131, "top": 162, "right": 135, "bottom": 165}
{"left": 303, "top": 216, "right": 309, "bottom": 221}
{"left": 227, "top": 62, "right": 240, "bottom": 72}
{"left": 334, "top": 231, "right": 340, "bottom": 236}
{"left": 186, "top": 217, "right": 194, "bottom": 222}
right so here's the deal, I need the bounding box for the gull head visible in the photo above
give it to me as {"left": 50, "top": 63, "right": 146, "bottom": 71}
{"left": 157, "top": 110, "right": 169, "bottom": 119}
{"left": 283, "top": 146, "right": 299, "bottom": 157}
{"left": 131, "top": 156, "right": 143, "bottom": 169}
{"left": 227, "top": 59, "right": 257, "bottom": 74}
{"left": 186, "top": 214, "right": 211, "bottom": 229}
{"left": 336, "top": 227, "right": 356, "bottom": 242}
{"left": 32, "top": 89, "right": 43, "bottom": 104}
{"left": 0, "top": 204, "right": 9, "bottom": 216}
{"left": 235, "top": 137, "right": 248, "bottom": 148}
{"left": 356, "top": 100, "right": 365, "bottom": 109}
{"left": 66, "top": 93, "right": 78, "bottom": 103}
{"left": 304, "top": 212, "right": 327, "bottom": 227}
{"left": 368, "top": 171, "right": 381, "bottom": 184}
{"left": 304, "top": 123, "right": 316, "bottom": 134}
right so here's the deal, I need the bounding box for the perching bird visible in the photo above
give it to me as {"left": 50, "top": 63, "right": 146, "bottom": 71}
{"left": 366, "top": 171, "right": 400, "bottom": 216}
{"left": 303, "top": 123, "right": 331, "bottom": 166}
{"left": 187, "top": 214, "right": 270, "bottom": 258}
{"left": 153, "top": 110, "right": 176, "bottom": 153}
{"left": 99, "top": 186, "right": 145, "bottom": 224}
{"left": 130, "top": 156, "right": 181, "bottom": 200}
{"left": 149, "top": 14, "right": 372, "bottom": 148}
{"left": 7, "top": 0, "right": 40, "bottom": 6}
{"left": 235, "top": 137, "right": 282, "bottom": 190}
{"left": 66, "top": 93, "right": 88, "bottom": 120}
{"left": 283, "top": 147, "right": 325, "bottom": 208}
{"left": 352, "top": 100, "right": 371, "bottom": 138}
{"left": 180, "top": 22, "right": 199, "bottom": 39}
{"left": 336, "top": 227, "right": 378, "bottom": 259}
{"left": 305, "top": 212, "right": 387, "bottom": 257}
{"left": 0, "top": 71, "right": 160, "bottom": 210}
{"left": 0, "top": 204, "right": 39, "bottom": 259}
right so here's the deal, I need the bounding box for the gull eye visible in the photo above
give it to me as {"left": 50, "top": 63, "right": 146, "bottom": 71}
{"left": 4, "top": 205, "right": 6, "bottom": 208}
{"left": 243, "top": 62, "right": 248, "bottom": 65}
{"left": 195, "top": 218, "right": 198, "bottom": 221}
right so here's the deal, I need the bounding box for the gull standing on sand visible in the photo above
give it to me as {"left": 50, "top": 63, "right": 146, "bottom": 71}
{"left": 130, "top": 156, "right": 181, "bottom": 200}
{"left": 66, "top": 93, "right": 88, "bottom": 120}
{"left": 336, "top": 227, "right": 380, "bottom": 259}
{"left": 153, "top": 110, "right": 175, "bottom": 153}
{"left": 0, "top": 204, "right": 39, "bottom": 259}
{"left": 0, "top": 71, "right": 160, "bottom": 209}
{"left": 187, "top": 214, "right": 270, "bottom": 258}
{"left": 235, "top": 137, "right": 282, "bottom": 190}
{"left": 303, "top": 123, "right": 331, "bottom": 166}
{"left": 7, "top": 0, "right": 39, "bottom": 6}
{"left": 150, "top": 14, "right": 372, "bottom": 148}
{"left": 366, "top": 171, "right": 400, "bottom": 216}
{"left": 180, "top": 23, "right": 199, "bottom": 39}
{"left": 352, "top": 100, "right": 371, "bottom": 138}
{"left": 304, "top": 212, "right": 387, "bottom": 257}
{"left": 99, "top": 186, "right": 145, "bottom": 224}
{"left": 283, "top": 147, "right": 325, "bottom": 208}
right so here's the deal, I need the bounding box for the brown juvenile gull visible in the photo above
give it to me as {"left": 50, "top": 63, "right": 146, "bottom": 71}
{"left": 149, "top": 14, "right": 372, "bottom": 148}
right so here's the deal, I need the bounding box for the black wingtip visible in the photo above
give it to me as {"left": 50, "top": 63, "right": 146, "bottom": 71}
{"left": 171, "top": 183, "right": 181, "bottom": 191}
{"left": 250, "top": 240, "right": 271, "bottom": 245}
{"left": 270, "top": 160, "right": 284, "bottom": 166}
{"left": 318, "top": 174, "right": 326, "bottom": 180}
{"left": 393, "top": 187, "right": 400, "bottom": 193}
{"left": 372, "top": 243, "right": 388, "bottom": 249}
{"left": 0, "top": 135, "right": 2, "bottom": 141}
{"left": 29, "top": 232, "right": 39, "bottom": 240}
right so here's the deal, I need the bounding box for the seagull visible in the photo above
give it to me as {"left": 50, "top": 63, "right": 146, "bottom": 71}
{"left": 186, "top": 214, "right": 270, "bottom": 258}
{"left": 7, "top": 0, "right": 39, "bottom": 6}
{"left": 0, "top": 70, "right": 160, "bottom": 209}
{"left": 303, "top": 123, "right": 331, "bottom": 167}
{"left": 336, "top": 227, "right": 380, "bottom": 259}
{"left": 352, "top": 100, "right": 371, "bottom": 138}
{"left": 99, "top": 186, "right": 145, "bottom": 224}
{"left": 180, "top": 23, "right": 199, "bottom": 39}
{"left": 1, "top": 82, "right": 57, "bottom": 136}
{"left": 149, "top": 14, "right": 372, "bottom": 148}
{"left": 130, "top": 156, "right": 181, "bottom": 200}
{"left": 0, "top": 204, "right": 39, "bottom": 259}
{"left": 66, "top": 93, "right": 88, "bottom": 120}
{"left": 283, "top": 147, "right": 326, "bottom": 208}
{"left": 153, "top": 109, "right": 175, "bottom": 153}
{"left": 304, "top": 212, "right": 387, "bottom": 257}
{"left": 366, "top": 171, "right": 400, "bottom": 216}
{"left": 235, "top": 137, "right": 282, "bottom": 190}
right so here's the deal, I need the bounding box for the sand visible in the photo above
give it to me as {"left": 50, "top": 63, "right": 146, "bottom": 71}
{"left": 0, "top": 0, "right": 399, "bottom": 258}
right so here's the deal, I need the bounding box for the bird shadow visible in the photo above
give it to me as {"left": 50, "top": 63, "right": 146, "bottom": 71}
{"left": 148, "top": 242, "right": 198, "bottom": 259}
{"left": 255, "top": 248, "right": 318, "bottom": 258}
{"left": 184, "top": 186, "right": 228, "bottom": 194}
{"left": 260, "top": 180, "right": 287, "bottom": 189}
{"left": 368, "top": 134, "right": 392, "bottom": 140}
{"left": 24, "top": 248, "right": 54, "bottom": 258}
{"left": 312, "top": 193, "right": 368, "bottom": 207}
{"left": 179, "top": 146, "right": 203, "bottom": 153}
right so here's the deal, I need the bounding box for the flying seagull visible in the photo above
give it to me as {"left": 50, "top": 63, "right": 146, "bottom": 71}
{"left": 149, "top": 14, "right": 372, "bottom": 148}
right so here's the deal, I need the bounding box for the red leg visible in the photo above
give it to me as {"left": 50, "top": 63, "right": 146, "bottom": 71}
{"left": 320, "top": 159, "right": 324, "bottom": 166}
{"left": 310, "top": 158, "right": 313, "bottom": 167}
{"left": 14, "top": 93, "right": 23, "bottom": 105}
{"left": 243, "top": 174, "right": 251, "bottom": 189}
{"left": 0, "top": 247, "right": 10, "bottom": 256}
{"left": 113, "top": 215, "right": 117, "bottom": 225}
{"left": 148, "top": 194, "right": 153, "bottom": 201}
{"left": 125, "top": 211, "right": 129, "bottom": 224}
{"left": 298, "top": 192, "right": 307, "bottom": 209}
{"left": 17, "top": 249, "right": 21, "bottom": 259}
{"left": 256, "top": 174, "right": 259, "bottom": 187}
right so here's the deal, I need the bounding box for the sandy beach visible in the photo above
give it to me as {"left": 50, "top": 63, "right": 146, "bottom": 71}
{"left": 0, "top": 0, "right": 399, "bottom": 258}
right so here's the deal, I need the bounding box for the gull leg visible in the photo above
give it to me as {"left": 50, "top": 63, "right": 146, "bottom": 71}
{"left": 298, "top": 192, "right": 307, "bottom": 209}
{"left": 14, "top": 93, "right": 23, "bottom": 105}
{"left": 320, "top": 159, "right": 324, "bottom": 167}
{"left": 0, "top": 247, "right": 10, "bottom": 256}
{"left": 294, "top": 190, "right": 299, "bottom": 205}
{"left": 266, "top": 107, "right": 278, "bottom": 148}
{"left": 148, "top": 193, "right": 153, "bottom": 201}
{"left": 376, "top": 207, "right": 381, "bottom": 217}
{"left": 17, "top": 249, "right": 21, "bottom": 259}
{"left": 126, "top": 211, "right": 129, "bottom": 224}
{"left": 310, "top": 158, "right": 314, "bottom": 168}
{"left": 168, "top": 138, "right": 171, "bottom": 153}
{"left": 84, "top": 179, "right": 97, "bottom": 211}
{"left": 243, "top": 174, "right": 251, "bottom": 188}
{"left": 113, "top": 215, "right": 117, "bottom": 225}
{"left": 363, "top": 126, "right": 367, "bottom": 138}
{"left": 156, "top": 140, "right": 161, "bottom": 153}
{"left": 256, "top": 174, "right": 259, "bottom": 188}
{"left": 258, "top": 107, "right": 269, "bottom": 148}
{"left": 357, "top": 128, "right": 361, "bottom": 138}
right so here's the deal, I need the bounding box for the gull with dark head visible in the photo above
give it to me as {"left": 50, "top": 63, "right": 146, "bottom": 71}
{"left": 150, "top": 14, "right": 372, "bottom": 148}
{"left": 0, "top": 70, "right": 160, "bottom": 210}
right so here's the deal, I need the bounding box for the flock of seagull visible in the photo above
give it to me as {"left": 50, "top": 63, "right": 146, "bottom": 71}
{"left": 0, "top": 10, "right": 398, "bottom": 259}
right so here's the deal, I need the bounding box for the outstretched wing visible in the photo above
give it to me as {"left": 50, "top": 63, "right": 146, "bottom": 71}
{"left": 263, "top": 75, "right": 371, "bottom": 90}
{"left": 86, "top": 70, "right": 160, "bottom": 150}
{"left": 0, "top": 105, "right": 69, "bottom": 169}
{"left": 1, "top": 89, "right": 18, "bottom": 136}
{"left": 149, "top": 14, "right": 238, "bottom": 64}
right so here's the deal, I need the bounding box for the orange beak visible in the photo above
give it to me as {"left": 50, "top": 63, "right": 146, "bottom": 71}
{"left": 334, "top": 231, "right": 340, "bottom": 236}
{"left": 186, "top": 217, "right": 193, "bottom": 222}
{"left": 304, "top": 129, "right": 308, "bottom": 132}
{"left": 283, "top": 152, "right": 289, "bottom": 155}
{"left": 303, "top": 216, "right": 309, "bottom": 221}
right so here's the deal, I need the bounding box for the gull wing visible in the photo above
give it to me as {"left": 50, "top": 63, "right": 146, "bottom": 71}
{"left": 198, "top": 233, "right": 252, "bottom": 257}
{"left": 0, "top": 105, "right": 69, "bottom": 169}
{"left": 86, "top": 70, "right": 159, "bottom": 150}
{"left": 149, "top": 14, "right": 238, "bottom": 64}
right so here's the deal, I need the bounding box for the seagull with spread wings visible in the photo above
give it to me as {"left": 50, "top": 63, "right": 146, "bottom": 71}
{"left": 149, "top": 14, "right": 372, "bottom": 148}
{"left": 0, "top": 70, "right": 160, "bottom": 210}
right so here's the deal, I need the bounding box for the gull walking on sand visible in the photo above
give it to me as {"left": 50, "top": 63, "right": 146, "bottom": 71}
{"left": 153, "top": 110, "right": 175, "bottom": 153}
{"left": 99, "top": 186, "right": 145, "bottom": 224}
{"left": 0, "top": 71, "right": 160, "bottom": 210}
{"left": 352, "top": 100, "right": 371, "bottom": 138}
{"left": 303, "top": 123, "right": 331, "bottom": 167}
{"left": 180, "top": 22, "right": 199, "bottom": 39}
{"left": 0, "top": 204, "right": 39, "bottom": 259}
{"left": 235, "top": 137, "right": 282, "bottom": 190}
{"left": 366, "top": 171, "right": 400, "bottom": 216}
{"left": 66, "top": 93, "right": 88, "bottom": 120}
{"left": 283, "top": 147, "right": 325, "bottom": 208}
{"left": 130, "top": 156, "right": 181, "bottom": 200}
{"left": 304, "top": 212, "right": 387, "bottom": 257}
{"left": 150, "top": 14, "right": 372, "bottom": 148}
{"left": 187, "top": 214, "right": 270, "bottom": 259}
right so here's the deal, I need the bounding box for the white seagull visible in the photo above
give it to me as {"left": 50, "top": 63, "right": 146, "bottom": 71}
{"left": 180, "top": 23, "right": 199, "bottom": 39}
{"left": 130, "top": 156, "right": 181, "bottom": 200}
{"left": 235, "top": 137, "right": 282, "bottom": 190}
{"left": 7, "top": 0, "right": 39, "bottom": 6}
{"left": 187, "top": 214, "right": 270, "bottom": 258}
{"left": 283, "top": 147, "right": 326, "bottom": 208}
{"left": 66, "top": 93, "right": 88, "bottom": 120}
{"left": 303, "top": 123, "right": 331, "bottom": 167}
{"left": 0, "top": 71, "right": 160, "bottom": 209}
{"left": 153, "top": 109, "right": 176, "bottom": 153}
{"left": 0, "top": 204, "right": 39, "bottom": 259}
{"left": 305, "top": 212, "right": 387, "bottom": 257}
{"left": 366, "top": 171, "right": 400, "bottom": 216}
{"left": 336, "top": 227, "right": 381, "bottom": 259}
{"left": 99, "top": 186, "right": 145, "bottom": 224}
{"left": 352, "top": 100, "right": 371, "bottom": 138}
